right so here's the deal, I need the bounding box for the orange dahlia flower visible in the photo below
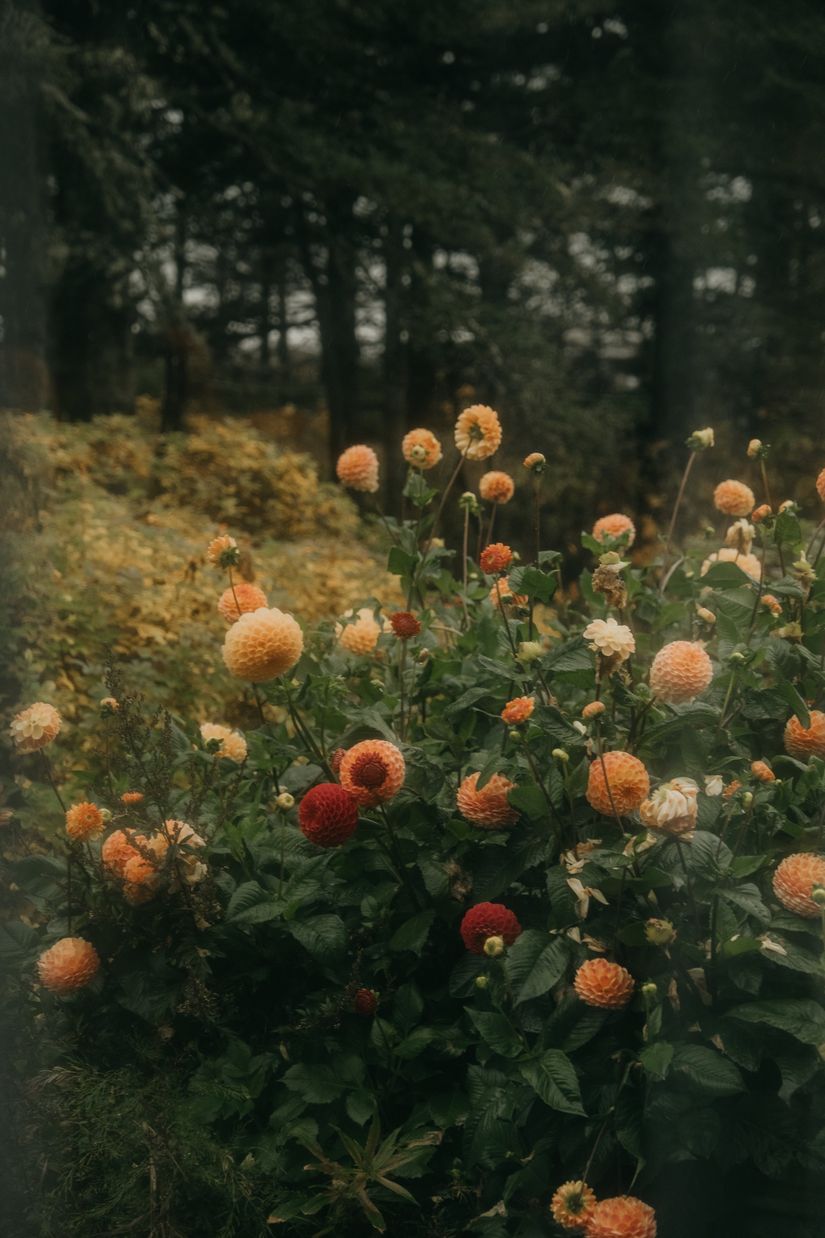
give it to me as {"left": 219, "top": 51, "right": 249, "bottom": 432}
{"left": 592, "top": 513, "right": 636, "bottom": 546}
{"left": 402, "top": 428, "right": 442, "bottom": 470}
{"left": 37, "top": 937, "right": 100, "bottom": 994}
{"left": 773, "top": 853, "right": 825, "bottom": 918}
{"left": 336, "top": 607, "right": 384, "bottom": 654}
{"left": 479, "top": 470, "right": 515, "bottom": 504}
{"left": 784, "top": 711, "right": 825, "bottom": 761}
{"left": 582, "top": 701, "right": 606, "bottom": 720}
{"left": 65, "top": 801, "right": 105, "bottom": 842}
{"left": 701, "top": 546, "right": 761, "bottom": 581}
{"left": 713, "top": 479, "right": 755, "bottom": 517}
{"left": 222, "top": 607, "right": 303, "bottom": 682}
{"left": 750, "top": 760, "right": 775, "bottom": 782}
{"left": 217, "top": 581, "right": 268, "bottom": 624}
{"left": 722, "top": 779, "right": 742, "bottom": 799}
{"left": 584, "top": 1195, "right": 656, "bottom": 1238}
{"left": 454, "top": 404, "right": 502, "bottom": 460}
{"left": 649, "top": 641, "right": 713, "bottom": 704}
{"left": 639, "top": 777, "right": 698, "bottom": 838}
{"left": 816, "top": 467, "right": 825, "bottom": 503}
{"left": 760, "top": 593, "right": 782, "bottom": 617}
{"left": 389, "top": 611, "right": 421, "bottom": 640}
{"left": 457, "top": 771, "right": 518, "bottom": 828}
{"left": 336, "top": 444, "right": 379, "bottom": 492}
{"left": 200, "top": 722, "right": 247, "bottom": 763}
{"left": 574, "top": 958, "right": 634, "bottom": 1009}
{"left": 586, "top": 752, "right": 650, "bottom": 817}
{"left": 480, "top": 542, "right": 513, "bottom": 574}
{"left": 102, "top": 829, "right": 168, "bottom": 898}
{"left": 551, "top": 1181, "right": 597, "bottom": 1231}
{"left": 488, "top": 580, "right": 528, "bottom": 609}
{"left": 523, "top": 451, "right": 546, "bottom": 472}
{"left": 340, "top": 740, "right": 405, "bottom": 808}
{"left": 501, "top": 696, "right": 534, "bottom": 726}
{"left": 206, "top": 534, "right": 239, "bottom": 567}
{"left": 752, "top": 503, "right": 772, "bottom": 523}
{"left": 121, "top": 790, "right": 144, "bottom": 805}
{"left": 9, "top": 702, "right": 62, "bottom": 753}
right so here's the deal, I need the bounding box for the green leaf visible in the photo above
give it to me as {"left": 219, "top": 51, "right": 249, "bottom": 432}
{"left": 506, "top": 933, "right": 569, "bottom": 1004}
{"left": 507, "top": 785, "right": 548, "bottom": 822}
{"left": 466, "top": 1010, "right": 523, "bottom": 1058}
{"left": 507, "top": 565, "right": 556, "bottom": 603}
{"left": 289, "top": 914, "right": 347, "bottom": 960}
{"left": 283, "top": 1064, "right": 343, "bottom": 1104}
{"left": 671, "top": 1044, "right": 745, "bottom": 1096}
{"left": 388, "top": 546, "right": 416, "bottom": 579}
{"left": 389, "top": 909, "right": 435, "bottom": 954}
{"left": 774, "top": 677, "right": 810, "bottom": 730}
{"left": 640, "top": 1042, "right": 673, "bottom": 1080}
{"left": 726, "top": 999, "right": 825, "bottom": 1044}
{"left": 520, "top": 1050, "right": 585, "bottom": 1116}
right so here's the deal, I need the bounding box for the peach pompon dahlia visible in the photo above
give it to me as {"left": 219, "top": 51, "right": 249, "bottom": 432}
{"left": 102, "top": 829, "right": 168, "bottom": 891}
{"left": 784, "top": 710, "right": 825, "bottom": 761}
{"left": 649, "top": 641, "right": 713, "bottom": 704}
{"left": 299, "top": 783, "right": 359, "bottom": 847}
{"left": 488, "top": 580, "right": 528, "bottom": 609}
{"left": 336, "top": 444, "right": 379, "bottom": 492}
{"left": 639, "top": 778, "right": 698, "bottom": 839}
{"left": 454, "top": 404, "right": 503, "bottom": 460}
{"left": 37, "top": 937, "right": 100, "bottom": 994}
{"left": 340, "top": 739, "right": 405, "bottom": 808}
{"left": 574, "top": 958, "right": 634, "bottom": 1010}
{"left": 815, "top": 466, "right": 825, "bottom": 503}
{"left": 750, "top": 760, "right": 775, "bottom": 782}
{"left": 501, "top": 696, "right": 534, "bottom": 726}
{"left": 586, "top": 752, "right": 650, "bottom": 817}
{"left": 592, "top": 513, "right": 636, "bottom": 546}
{"left": 584, "top": 1195, "right": 656, "bottom": 1238}
{"left": 773, "top": 853, "right": 825, "bottom": 918}
{"left": 701, "top": 546, "right": 761, "bottom": 581}
{"left": 65, "top": 801, "right": 105, "bottom": 842}
{"left": 480, "top": 542, "right": 513, "bottom": 574}
{"left": 713, "top": 479, "right": 755, "bottom": 517}
{"left": 200, "top": 722, "right": 247, "bottom": 763}
{"left": 551, "top": 1180, "right": 597, "bottom": 1231}
{"left": 460, "top": 901, "right": 522, "bottom": 953}
{"left": 336, "top": 607, "right": 384, "bottom": 655}
{"left": 222, "top": 607, "right": 303, "bottom": 682}
{"left": 402, "top": 428, "right": 442, "bottom": 470}
{"left": 457, "top": 771, "right": 519, "bottom": 828}
{"left": 206, "top": 534, "right": 239, "bottom": 567}
{"left": 582, "top": 701, "right": 606, "bottom": 720}
{"left": 479, "top": 470, "right": 515, "bottom": 504}
{"left": 9, "top": 702, "right": 62, "bottom": 753}
{"left": 217, "top": 581, "right": 268, "bottom": 624}
{"left": 523, "top": 451, "right": 546, "bottom": 472}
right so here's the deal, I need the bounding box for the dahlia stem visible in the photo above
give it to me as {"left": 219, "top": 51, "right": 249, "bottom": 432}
{"left": 529, "top": 477, "right": 543, "bottom": 639}
{"left": 675, "top": 840, "right": 702, "bottom": 936}
{"left": 486, "top": 503, "right": 497, "bottom": 547}
{"left": 284, "top": 682, "right": 332, "bottom": 777}
{"left": 227, "top": 566, "right": 242, "bottom": 617}
{"left": 521, "top": 740, "right": 565, "bottom": 844}
{"left": 251, "top": 685, "right": 280, "bottom": 793}
{"left": 759, "top": 457, "right": 774, "bottom": 510}
{"left": 661, "top": 450, "right": 696, "bottom": 585}
{"left": 461, "top": 507, "right": 470, "bottom": 630}
{"left": 398, "top": 640, "right": 407, "bottom": 742}
{"left": 746, "top": 536, "right": 769, "bottom": 643}
{"left": 39, "top": 750, "right": 67, "bottom": 813}
{"left": 421, "top": 451, "right": 466, "bottom": 562}
{"left": 494, "top": 578, "right": 521, "bottom": 664}
{"left": 806, "top": 516, "right": 825, "bottom": 564}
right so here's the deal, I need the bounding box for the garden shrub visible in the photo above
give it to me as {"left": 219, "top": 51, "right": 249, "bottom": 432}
{"left": 5, "top": 414, "right": 825, "bottom": 1237}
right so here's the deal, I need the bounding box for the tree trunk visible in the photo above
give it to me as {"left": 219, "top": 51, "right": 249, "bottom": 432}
{"left": 382, "top": 219, "right": 407, "bottom": 514}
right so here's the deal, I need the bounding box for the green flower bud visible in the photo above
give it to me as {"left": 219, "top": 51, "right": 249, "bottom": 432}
{"left": 483, "top": 935, "right": 506, "bottom": 958}
{"left": 645, "top": 918, "right": 677, "bottom": 947}
{"left": 475, "top": 974, "right": 489, "bottom": 990}
{"left": 275, "top": 791, "right": 295, "bottom": 811}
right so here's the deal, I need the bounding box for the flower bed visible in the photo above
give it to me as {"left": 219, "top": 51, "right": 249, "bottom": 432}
{"left": 5, "top": 417, "right": 825, "bottom": 1236}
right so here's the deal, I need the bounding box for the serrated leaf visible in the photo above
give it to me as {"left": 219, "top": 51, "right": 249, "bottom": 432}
{"left": 389, "top": 909, "right": 434, "bottom": 954}
{"left": 727, "top": 998, "right": 825, "bottom": 1044}
{"left": 290, "top": 914, "right": 347, "bottom": 959}
{"left": 520, "top": 1049, "right": 585, "bottom": 1116}
{"left": 466, "top": 1010, "right": 523, "bottom": 1058}
{"left": 640, "top": 1042, "right": 674, "bottom": 1080}
{"left": 671, "top": 1044, "right": 744, "bottom": 1096}
{"left": 509, "top": 935, "right": 569, "bottom": 1004}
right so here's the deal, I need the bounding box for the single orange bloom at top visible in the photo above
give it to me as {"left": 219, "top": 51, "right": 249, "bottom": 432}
{"left": 752, "top": 503, "right": 772, "bottom": 523}
{"left": 222, "top": 607, "right": 303, "bottom": 682}
{"left": 713, "top": 479, "right": 755, "bottom": 517}
{"left": 550, "top": 1180, "right": 597, "bottom": 1230}
{"left": 750, "top": 760, "right": 775, "bottom": 782}
{"left": 402, "top": 428, "right": 442, "bottom": 470}
{"left": 65, "top": 801, "right": 105, "bottom": 842}
{"left": 217, "top": 581, "right": 268, "bottom": 624}
{"left": 592, "top": 513, "right": 636, "bottom": 546}
{"left": 523, "top": 451, "right": 546, "bottom": 472}
{"left": 773, "top": 852, "right": 825, "bottom": 918}
{"left": 336, "top": 444, "right": 379, "bottom": 492}
{"left": 649, "top": 641, "right": 713, "bottom": 704}
{"left": 37, "top": 937, "right": 100, "bottom": 994}
{"left": 501, "top": 696, "right": 534, "bottom": 726}
{"left": 586, "top": 751, "right": 650, "bottom": 817}
{"left": 480, "top": 542, "right": 513, "bottom": 574}
{"left": 339, "top": 740, "right": 406, "bottom": 808}
{"left": 454, "top": 404, "right": 502, "bottom": 460}
{"left": 816, "top": 466, "right": 825, "bottom": 503}
{"left": 479, "top": 470, "right": 515, "bottom": 504}
{"left": 206, "top": 534, "right": 239, "bottom": 567}
{"left": 784, "top": 710, "right": 825, "bottom": 761}
{"left": 574, "top": 958, "right": 635, "bottom": 1010}
{"left": 456, "top": 771, "right": 519, "bottom": 828}
{"left": 584, "top": 1195, "right": 657, "bottom": 1238}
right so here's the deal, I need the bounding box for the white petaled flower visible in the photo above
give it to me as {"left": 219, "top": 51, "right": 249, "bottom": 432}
{"left": 639, "top": 777, "right": 699, "bottom": 839}
{"left": 704, "top": 775, "right": 724, "bottom": 797}
{"left": 583, "top": 617, "right": 635, "bottom": 663}
{"left": 688, "top": 427, "right": 714, "bottom": 450}
{"left": 724, "top": 520, "right": 756, "bottom": 553}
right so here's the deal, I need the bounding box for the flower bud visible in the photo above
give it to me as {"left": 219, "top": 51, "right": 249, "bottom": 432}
{"left": 746, "top": 438, "right": 764, "bottom": 459}
{"left": 776, "top": 622, "right": 803, "bottom": 642}
{"left": 645, "top": 918, "right": 677, "bottom": 947}
{"left": 99, "top": 696, "right": 119, "bottom": 713}
{"left": 275, "top": 791, "right": 295, "bottom": 811}
{"left": 475, "top": 974, "right": 489, "bottom": 990}
{"left": 741, "top": 791, "right": 754, "bottom": 810}
{"left": 508, "top": 729, "right": 522, "bottom": 743}
{"left": 551, "top": 748, "right": 570, "bottom": 763}
{"left": 811, "top": 886, "right": 825, "bottom": 909}
{"left": 483, "top": 935, "right": 506, "bottom": 958}
{"left": 792, "top": 556, "right": 815, "bottom": 588}
{"left": 582, "top": 701, "right": 606, "bottom": 720}
{"left": 752, "top": 503, "right": 772, "bottom": 523}
{"left": 696, "top": 607, "right": 716, "bottom": 625}
{"left": 522, "top": 451, "right": 547, "bottom": 474}
{"left": 100, "top": 807, "right": 113, "bottom": 823}
{"left": 641, "top": 981, "right": 658, "bottom": 999}
{"left": 687, "top": 427, "right": 714, "bottom": 451}
{"left": 517, "top": 640, "right": 544, "bottom": 664}
{"left": 458, "top": 491, "right": 480, "bottom": 514}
